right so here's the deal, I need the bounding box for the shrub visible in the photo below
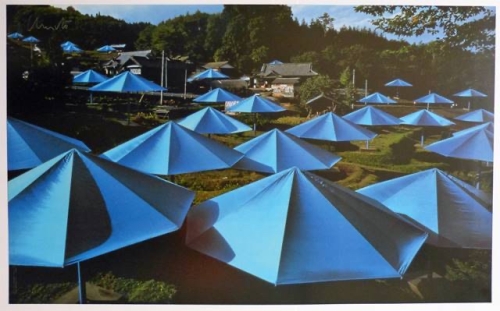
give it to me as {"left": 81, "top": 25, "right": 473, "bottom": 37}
{"left": 16, "top": 282, "right": 76, "bottom": 303}
{"left": 388, "top": 135, "right": 416, "bottom": 164}
{"left": 90, "top": 272, "right": 176, "bottom": 304}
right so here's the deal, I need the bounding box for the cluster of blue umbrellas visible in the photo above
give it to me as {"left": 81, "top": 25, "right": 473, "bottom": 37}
{"left": 8, "top": 33, "right": 118, "bottom": 53}
{"left": 7, "top": 61, "right": 494, "bottom": 302}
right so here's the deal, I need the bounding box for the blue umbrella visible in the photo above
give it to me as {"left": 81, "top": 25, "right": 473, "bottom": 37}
{"left": 9, "top": 149, "right": 195, "bottom": 303}
{"left": 7, "top": 117, "right": 91, "bottom": 171}
{"left": 62, "top": 44, "right": 83, "bottom": 53}
{"left": 385, "top": 79, "right": 413, "bottom": 98}
{"left": 176, "top": 107, "right": 252, "bottom": 135}
{"left": 233, "top": 129, "right": 341, "bottom": 173}
{"left": 268, "top": 60, "right": 283, "bottom": 64}
{"left": 73, "top": 70, "right": 109, "bottom": 104}
{"left": 22, "top": 36, "right": 40, "bottom": 65}
{"left": 453, "top": 88, "right": 487, "bottom": 110}
{"left": 343, "top": 106, "right": 401, "bottom": 148}
{"left": 186, "top": 167, "right": 427, "bottom": 285}
{"left": 286, "top": 112, "right": 377, "bottom": 142}
{"left": 227, "top": 94, "right": 285, "bottom": 133}
{"left": 8, "top": 32, "right": 23, "bottom": 39}
{"left": 61, "top": 40, "right": 78, "bottom": 47}
{"left": 385, "top": 79, "right": 413, "bottom": 87}
{"left": 414, "top": 93, "right": 454, "bottom": 110}
{"left": 358, "top": 168, "right": 492, "bottom": 249}
{"left": 343, "top": 106, "right": 401, "bottom": 126}
{"left": 96, "top": 45, "right": 116, "bottom": 52}
{"left": 193, "top": 88, "right": 242, "bottom": 104}
{"left": 101, "top": 121, "right": 243, "bottom": 176}
{"left": 227, "top": 94, "right": 285, "bottom": 113}
{"left": 400, "top": 110, "right": 455, "bottom": 146}
{"left": 187, "top": 68, "right": 229, "bottom": 82}
{"left": 90, "top": 71, "right": 166, "bottom": 124}
{"left": 358, "top": 92, "right": 397, "bottom": 105}
{"left": 425, "top": 125, "right": 493, "bottom": 163}
{"left": 73, "top": 69, "right": 108, "bottom": 84}
{"left": 89, "top": 71, "right": 166, "bottom": 93}
{"left": 454, "top": 109, "right": 494, "bottom": 123}
{"left": 22, "top": 36, "right": 40, "bottom": 43}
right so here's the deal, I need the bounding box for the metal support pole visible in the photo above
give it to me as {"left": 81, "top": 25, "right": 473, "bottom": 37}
{"left": 184, "top": 69, "right": 187, "bottom": 100}
{"left": 77, "top": 262, "right": 86, "bottom": 304}
{"left": 160, "top": 50, "right": 164, "bottom": 105}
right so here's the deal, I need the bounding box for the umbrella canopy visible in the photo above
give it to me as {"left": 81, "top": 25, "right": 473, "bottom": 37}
{"left": 73, "top": 69, "right": 108, "bottom": 84}
{"left": 61, "top": 41, "right": 78, "bottom": 47}
{"left": 286, "top": 112, "right": 377, "bottom": 142}
{"left": 233, "top": 129, "right": 341, "bottom": 173}
{"left": 186, "top": 167, "right": 427, "bottom": 285}
{"left": 62, "top": 44, "right": 83, "bottom": 53}
{"left": 385, "top": 79, "right": 413, "bottom": 87}
{"left": 453, "top": 89, "right": 487, "bottom": 110}
{"left": 358, "top": 168, "right": 492, "bottom": 249}
{"left": 100, "top": 121, "right": 243, "bottom": 175}
{"left": 358, "top": 92, "right": 397, "bottom": 104}
{"left": 89, "top": 71, "right": 166, "bottom": 93}
{"left": 187, "top": 68, "right": 229, "bottom": 82}
{"left": 8, "top": 32, "right": 23, "bottom": 39}
{"left": 193, "top": 88, "right": 242, "bottom": 104}
{"left": 96, "top": 45, "right": 116, "bottom": 52}
{"left": 7, "top": 117, "right": 91, "bottom": 171}
{"left": 268, "top": 60, "right": 283, "bottom": 65}
{"left": 400, "top": 110, "right": 455, "bottom": 146}
{"left": 22, "top": 36, "right": 40, "bottom": 43}
{"left": 400, "top": 109, "right": 455, "bottom": 127}
{"left": 453, "top": 88, "right": 487, "bottom": 98}
{"left": 454, "top": 109, "right": 494, "bottom": 123}
{"left": 227, "top": 94, "right": 285, "bottom": 113}
{"left": 343, "top": 106, "right": 401, "bottom": 126}
{"left": 9, "top": 149, "right": 195, "bottom": 267}
{"left": 414, "top": 93, "right": 454, "bottom": 110}
{"left": 425, "top": 126, "right": 493, "bottom": 162}
{"left": 176, "top": 107, "right": 251, "bottom": 134}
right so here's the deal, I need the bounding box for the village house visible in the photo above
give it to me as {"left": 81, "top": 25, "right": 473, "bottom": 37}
{"left": 102, "top": 50, "right": 195, "bottom": 92}
{"left": 255, "top": 62, "right": 318, "bottom": 97}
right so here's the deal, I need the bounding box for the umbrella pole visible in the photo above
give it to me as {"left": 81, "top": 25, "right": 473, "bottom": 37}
{"left": 127, "top": 102, "right": 131, "bottom": 125}
{"left": 476, "top": 161, "right": 481, "bottom": 189}
{"left": 421, "top": 128, "right": 425, "bottom": 146}
{"left": 77, "top": 262, "right": 87, "bottom": 304}
{"left": 468, "top": 101, "right": 471, "bottom": 111}
{"left": 365, "top": 140, "right": 369, "bottom": 149}
{"left": 253, "top": 113, "right": 257, "bottom": 136}
{"left": 427, "top": 103, "right": 430, "bottom": 110}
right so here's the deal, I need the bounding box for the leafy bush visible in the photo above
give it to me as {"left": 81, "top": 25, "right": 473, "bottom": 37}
{"left": 90, "top": 272, "right": 176, "bottom": 304}
{"left": 16, "top": 282, "right": 76, "bottom": 303}
{"left": 388, "top": 135, "right": 416, "bottom": 164}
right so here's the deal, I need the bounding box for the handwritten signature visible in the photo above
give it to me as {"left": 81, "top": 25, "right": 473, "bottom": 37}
{"left": 28, "top": 16, "right": 71, "bottom": 31}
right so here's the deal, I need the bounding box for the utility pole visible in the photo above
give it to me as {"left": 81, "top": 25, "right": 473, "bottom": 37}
{"left": 160, "top": 50, "right": 164, "bottom": 105}
{"left": 352, "top": 69, "right": 355, "bottom": 88}
{"left": 365, "top": 79, "right": 368, "bottom": 97}
{"left": 184, "top": 68, "right": 187, "bottom": 99}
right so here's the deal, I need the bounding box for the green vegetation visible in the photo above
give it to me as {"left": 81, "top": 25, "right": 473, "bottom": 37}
{"left": 16, "top": 282, "right": 76, "bottom": 303}
{"left": 90, "top": 272, "right": 177, "bottom": 303}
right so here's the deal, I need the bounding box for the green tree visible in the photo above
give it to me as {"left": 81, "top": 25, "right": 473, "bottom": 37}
{"left": 354, "top": 6, "right": 495, "bottom": 51}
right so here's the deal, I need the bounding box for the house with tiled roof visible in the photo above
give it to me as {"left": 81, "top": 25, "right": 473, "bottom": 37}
{"left": 202, "top": 61, "right": 236, "bottom": 77}
{"left": 256, "top": 63, "right": 318, "bottom": 97}
{"left": 102, "top": 50, "right": 195, "bottom": 91}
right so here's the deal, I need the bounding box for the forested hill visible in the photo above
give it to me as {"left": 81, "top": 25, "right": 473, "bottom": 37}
{"left": 6, "top": 5, "right": 495, "bottom": 102}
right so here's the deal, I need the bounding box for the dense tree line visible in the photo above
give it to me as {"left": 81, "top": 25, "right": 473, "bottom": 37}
{"left": 6, "top": 4, "right": 495, "bottom": 110}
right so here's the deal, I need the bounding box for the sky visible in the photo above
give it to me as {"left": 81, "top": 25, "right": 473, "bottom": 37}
{"left": 51, "top": 4, "right": 444, "bottom": 44}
